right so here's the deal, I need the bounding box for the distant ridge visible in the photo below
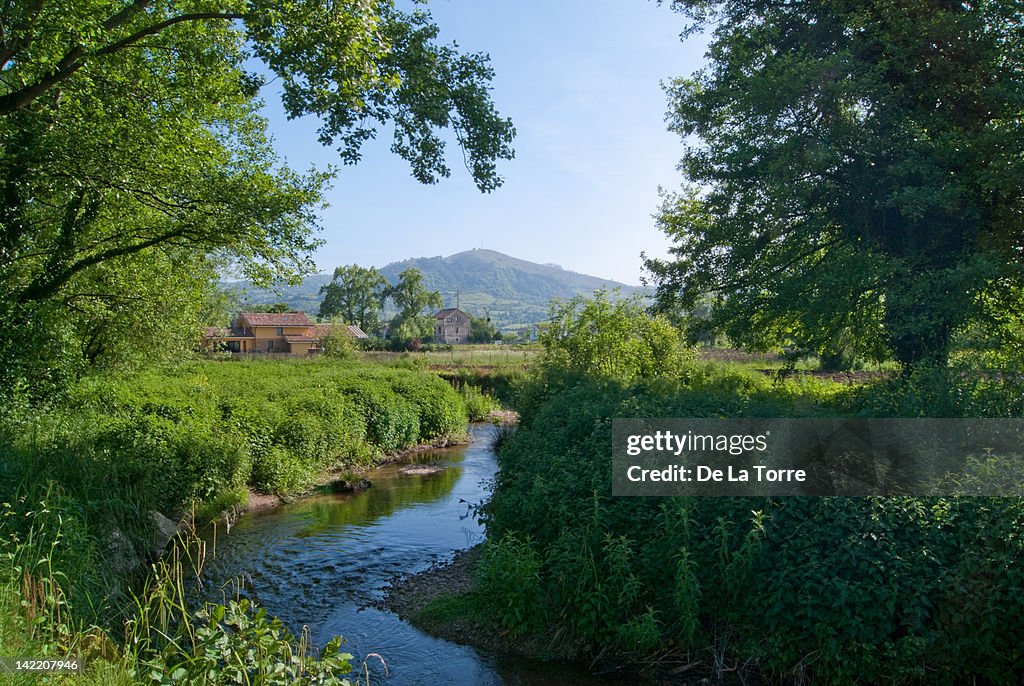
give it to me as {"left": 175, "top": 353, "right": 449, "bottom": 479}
{"left": 225, "top": 249, "right": 644, "bottom": 329}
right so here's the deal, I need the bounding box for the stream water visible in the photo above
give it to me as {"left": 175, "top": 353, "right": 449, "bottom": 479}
{"left": 197, "top": 424, "right": 625, "bottom": 685}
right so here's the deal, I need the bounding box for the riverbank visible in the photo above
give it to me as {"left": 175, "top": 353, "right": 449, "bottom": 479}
{"left": 239, "top": 408, "right": 515, "bottom": 516}
{"left": 383, "top": 545, "right": 554, "bottom": 657}
{"left": 383, "top": 547, "right": 752, "bottom": 686}
{"left": 383, "top": 546, "right": 502, "bottom": 650}
{"left": 241, "top": 431, "right": 470, "bottom": 513}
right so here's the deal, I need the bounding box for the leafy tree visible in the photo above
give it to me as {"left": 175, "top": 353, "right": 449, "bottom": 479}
{"left": 0, "top": 0, "right": 515, "bottom": 396}
{"left": 202, "top": 285, "right": 243, "bottom": 328}
{"left": 469, "top": 315, "right": 501, "bottom": 343}
{"left": 317, "top": 326, "right": 358, "bottom": 360}
{"left": 645, "top": 0, "right": 1024, "bottom": 369}
{"left": 385, "top": 267, "right": 442, "bottom": 345}
{"left": 318, "top": 265, "right": 387, "bottom": 334}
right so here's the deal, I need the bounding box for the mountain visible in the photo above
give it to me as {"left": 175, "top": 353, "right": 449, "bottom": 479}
{"left": 226, "top": 249, "right": 644, "bottom": 330}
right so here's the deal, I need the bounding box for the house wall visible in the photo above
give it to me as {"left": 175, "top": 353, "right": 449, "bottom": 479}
{"left": 249, "top": 325, "right": 314, "bottom": 355}
{"left": 205, "top": 318, "right": 322, "bottom": 356}
{"left": 436, "top": 312, "right": 471, "bottom": 344}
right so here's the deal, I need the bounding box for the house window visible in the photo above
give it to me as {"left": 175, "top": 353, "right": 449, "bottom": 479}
{"left": 267, "top": 340, "right": 274, "bottom": 352}
{"left": 276, "top": 327, "right": 283, "bottom": 335}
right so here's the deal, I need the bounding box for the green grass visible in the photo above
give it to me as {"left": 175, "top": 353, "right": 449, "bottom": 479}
{"left": 362, "top": 344, "right": 540, "bottom": 369}
{"left": 413, "top": 591, "right": 488, "bottom": 626}
{"left": 696, "top": 346, "right": 902, "bottom": 374}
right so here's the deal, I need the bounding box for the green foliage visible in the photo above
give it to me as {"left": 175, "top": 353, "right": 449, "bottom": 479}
{"left": 136, "top": 598, "right": 356, "bottom": 685}
{"left": 540, "top": 289, "right": 695, "bottom": 384}
{"left": 5, "top": 359, "right": 467, "bottom": 507}
{"left": 318, "top": 265, "right": 388, "bottom": 334}
{"left": 480, "top": 363, "right": 1024, "bottom": 682}
{"left": 458, "top": 384, "right": 502, "bottom": 422}
{"left": 646, "top": 1, "right": 1024, "bottom": 369}
{"left": 469, "top": 315, "right": 501, "bottom": 343}
{"left": 476, "top": 534, "right": 545, "bottom": 638}
{"left": 387, "top": 316, "right": 436, "bottom": 350}
{"left": 848, "top": 363, "right": 1024, "bottom": 418}
{"left": 318, "top": 327, "right": 359, "bottom": 361}
{"left": 386, "top": 372, "right": 469, "bottom": 440}
{"left": 1, "top": 1, "right": 515, "bottom": 400}
{"left": 245, "top": 302, "right": 294, "bottom": 314}
{"left": 386, "top": 267, "right": 443, "bottom": 347}
{"left": 436, "top": 366, "right": 529, "bottom": 408}
{"left": 0, "top": 493, "right": 361, "bottom": 685}
{"left": 0, "top": 358, "right": 468, "bottom": 684}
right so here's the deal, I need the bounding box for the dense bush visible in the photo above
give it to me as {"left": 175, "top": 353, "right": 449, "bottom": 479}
{"left": 458, "top": 384, "right": 503, "bottom": 421}
{"left": 482, "top": 367, "right": 1024, "bottom": 683}
{"left": 4, "top": 359, "right": 468, "bottom": 509}
{"left": 541, "top": 289, "right": 695, "bottom": 384}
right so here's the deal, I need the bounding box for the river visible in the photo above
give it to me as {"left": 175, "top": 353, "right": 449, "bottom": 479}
{"left": 196, "top": 424, "right": 626, "bottom": 685}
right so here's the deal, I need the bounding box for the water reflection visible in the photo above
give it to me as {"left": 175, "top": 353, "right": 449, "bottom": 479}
{"left": 296, "top": 473, "right": 463, "bottom": 538}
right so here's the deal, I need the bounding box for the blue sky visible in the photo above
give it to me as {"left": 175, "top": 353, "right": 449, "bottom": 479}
{"left": 261, "top": 1, "right": 708, "bottom": 285}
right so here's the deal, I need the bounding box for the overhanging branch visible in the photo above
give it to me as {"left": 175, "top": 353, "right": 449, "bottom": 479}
{"left": 0, "top": 6, "right": 243, "bottom": 115}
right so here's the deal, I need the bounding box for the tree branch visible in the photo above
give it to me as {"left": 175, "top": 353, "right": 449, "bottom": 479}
{"left": 94, "top": 11, "right": 244, "bottom": 58}
{"left": 0, "top": 0, "right": 45, "bottom": 70}
{"left": 0, "top": 7, "right": 243, "bottom": 115}
{"left": 16, "top": 228, "right": 188, "bottom": 303}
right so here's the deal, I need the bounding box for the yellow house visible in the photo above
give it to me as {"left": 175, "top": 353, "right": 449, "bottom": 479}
{"left": 202, "top": 312, "right": 317, "bottom": 355}
{"left": 202, "top": 313, "right": 369, "bottom": 355}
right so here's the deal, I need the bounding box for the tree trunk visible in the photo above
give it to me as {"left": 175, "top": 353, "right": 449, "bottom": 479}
{"left": 883, "top": 270, "right": 957, "bottom": 370}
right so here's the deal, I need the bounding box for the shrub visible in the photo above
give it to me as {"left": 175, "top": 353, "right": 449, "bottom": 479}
{"left": 480, "top": 368, "right": 1024, "bottom": 683}
{"left": 476, "top": 534, "right": 545, "bottom": 638}
{"left": 541, "top": 289, "right": 695, "bottom": 384}
{"left": 459, "top": 384, "right": 502, "bottom": 421}
{"left": 3, "top": 359, "right": 470, "bottom": 518}
{"left": 385, "top": 371, "right": 467, "bottom": 440}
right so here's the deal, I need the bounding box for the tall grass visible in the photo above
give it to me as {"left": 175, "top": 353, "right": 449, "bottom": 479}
{"left": 361, "top": 345, "right": 539, "bottom": 370}
{"left": 0, "top": 493, "right": 368, "bottom": 684}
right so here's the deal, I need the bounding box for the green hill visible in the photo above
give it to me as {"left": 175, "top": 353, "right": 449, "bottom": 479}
{"left": 225, "top": 249, "right": 644, "bottom": 330}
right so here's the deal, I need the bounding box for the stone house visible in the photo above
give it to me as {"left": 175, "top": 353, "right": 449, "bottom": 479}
{"left": 433, "top": 307, "right": 471, "bottom": 344}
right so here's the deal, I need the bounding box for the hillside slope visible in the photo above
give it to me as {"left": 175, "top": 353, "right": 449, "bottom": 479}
{"left": 227, "top": 249, "right": 643, "bottom": 329}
